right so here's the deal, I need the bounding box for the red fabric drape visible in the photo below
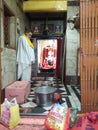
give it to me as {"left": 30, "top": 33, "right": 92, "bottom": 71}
{"left": 42, "top": 48, "right": 48, "bottom": 67}
{"left": 55, "top": 38, "right": 62, "bottom": 78}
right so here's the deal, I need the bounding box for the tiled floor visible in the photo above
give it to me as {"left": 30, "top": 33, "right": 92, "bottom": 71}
{"left": 19, "top": 77, "right": 81, "bottom": 116}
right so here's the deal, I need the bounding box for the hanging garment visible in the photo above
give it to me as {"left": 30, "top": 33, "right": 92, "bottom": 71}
{"left": 17, "top": 35, "right": 35, "bottom": 81}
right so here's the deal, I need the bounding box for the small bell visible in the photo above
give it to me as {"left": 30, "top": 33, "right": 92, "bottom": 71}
{"left": 43, "top": 25, "right": 49, "bottom": 35}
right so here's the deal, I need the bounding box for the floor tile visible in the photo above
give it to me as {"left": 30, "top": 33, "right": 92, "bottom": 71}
{"left": 19, "top": 77, "right": 81, "bottom": 116}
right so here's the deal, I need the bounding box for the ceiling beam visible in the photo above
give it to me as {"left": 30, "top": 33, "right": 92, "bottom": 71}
{"left": 23, "top": 0, "right": 67, "bottom": 12}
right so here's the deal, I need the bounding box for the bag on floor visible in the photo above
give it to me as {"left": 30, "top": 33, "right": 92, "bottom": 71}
{"left": 1, "top": 98, "right": 20, "bottom": 129}
{"left": 44, "top": 103, "right": 71, "bottom": 130}
{"left": 71, "top": 112, "right": 98, "bottom": 130}
{"left": 70, "top": 107, "right": 78, "bottom": 128}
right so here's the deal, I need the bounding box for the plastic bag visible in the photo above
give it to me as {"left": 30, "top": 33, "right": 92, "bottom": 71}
{"left": 70, "top": 108, "right": 78, "bottom": 128}
{"left": 44, "top": 103, "right": 71, "bottom": 130}
{"left": 1, "top": 98, "right": 20, "bottom": 129}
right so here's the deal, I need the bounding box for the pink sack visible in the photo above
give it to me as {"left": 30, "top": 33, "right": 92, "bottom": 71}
{"left": 71, "top": 112, "right": 98, "bottom": 130}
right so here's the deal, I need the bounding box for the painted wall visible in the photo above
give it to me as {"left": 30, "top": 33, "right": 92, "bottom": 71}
{"left": 1, "top": 0, "right": 29, "bottom": 88}
{"left": 66, "top": 6, "right": 80, "bottom": 84}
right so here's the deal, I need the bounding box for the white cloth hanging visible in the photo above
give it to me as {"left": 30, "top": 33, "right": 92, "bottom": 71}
{"left": 17, "top": 36, "right": 35, "bottom": 81}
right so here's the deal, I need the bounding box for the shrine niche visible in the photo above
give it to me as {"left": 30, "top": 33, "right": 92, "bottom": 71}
{"left": 30, "top": 11, "right": 66, "bottom": 76}
{"left": 37, "top": 39, "right": 57, "bottom": 73}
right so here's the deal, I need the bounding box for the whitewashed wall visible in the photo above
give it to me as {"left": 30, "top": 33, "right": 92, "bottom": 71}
{"left": 66, "top": 6, "right": 80, "bottom": 76}
{"left": 2, "top": 49, "right": 16, "bottom": 88}
{"left": 1, "top": 0, "right": 29, "bottom": 88}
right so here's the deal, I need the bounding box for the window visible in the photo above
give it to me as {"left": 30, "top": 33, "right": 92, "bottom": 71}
{"left": 4, "top": 2, "right": 16, "bottom": 49}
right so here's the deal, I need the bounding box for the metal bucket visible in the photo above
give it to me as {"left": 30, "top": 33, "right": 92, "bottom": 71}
{"left": 42, "top": 81, "right": 53, "bottom": 86}
{"left": 34, "top": 86, "right": 57, "bottom": 107}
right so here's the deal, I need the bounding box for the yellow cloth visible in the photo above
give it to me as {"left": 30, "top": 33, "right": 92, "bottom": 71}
{"left": 22, "top": 34, "right": 34, "bottom": 48}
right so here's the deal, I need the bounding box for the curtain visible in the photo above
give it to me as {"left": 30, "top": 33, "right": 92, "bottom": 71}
{"left": 54, "top": 38, "right": 62, "bottom": 78}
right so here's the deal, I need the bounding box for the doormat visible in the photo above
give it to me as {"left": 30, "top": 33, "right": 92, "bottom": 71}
{"left": 0, "top": 116, "right": 47, "bottom": 130}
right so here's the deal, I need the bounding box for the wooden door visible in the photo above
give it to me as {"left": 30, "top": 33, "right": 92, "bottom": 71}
{"left": 80, "top": 0, "right": 98, "bottom": 112}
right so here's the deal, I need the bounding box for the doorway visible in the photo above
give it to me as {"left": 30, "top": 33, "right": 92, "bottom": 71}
{"left": 32, "top": 37, "right": 63, "bottom": 77}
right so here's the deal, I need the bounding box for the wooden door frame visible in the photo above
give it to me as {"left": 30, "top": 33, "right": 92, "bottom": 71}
{"left": 0, "top": 0, "right": 3, "bottom": 117}
{"left": 0, "top": 1, "right": 11, "bottom": 129}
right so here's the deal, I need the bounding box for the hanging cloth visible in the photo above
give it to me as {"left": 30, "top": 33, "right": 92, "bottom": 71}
{"left": 54, "top": 38, "right": 62, "bottom": 78}
{"left": 22, "top": 34, "right": 34, "bottom": 48}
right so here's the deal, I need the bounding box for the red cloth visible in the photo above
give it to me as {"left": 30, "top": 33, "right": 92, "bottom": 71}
{"left": 55, "top": 38, "right": 62, "bottom": 78}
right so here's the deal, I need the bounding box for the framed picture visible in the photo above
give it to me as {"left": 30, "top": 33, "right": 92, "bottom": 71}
{"left": 33, "top": 25, "right": 40, "bottom": 34}
{"left": 55, "top": 25, "right": 61, "bottom": 34}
